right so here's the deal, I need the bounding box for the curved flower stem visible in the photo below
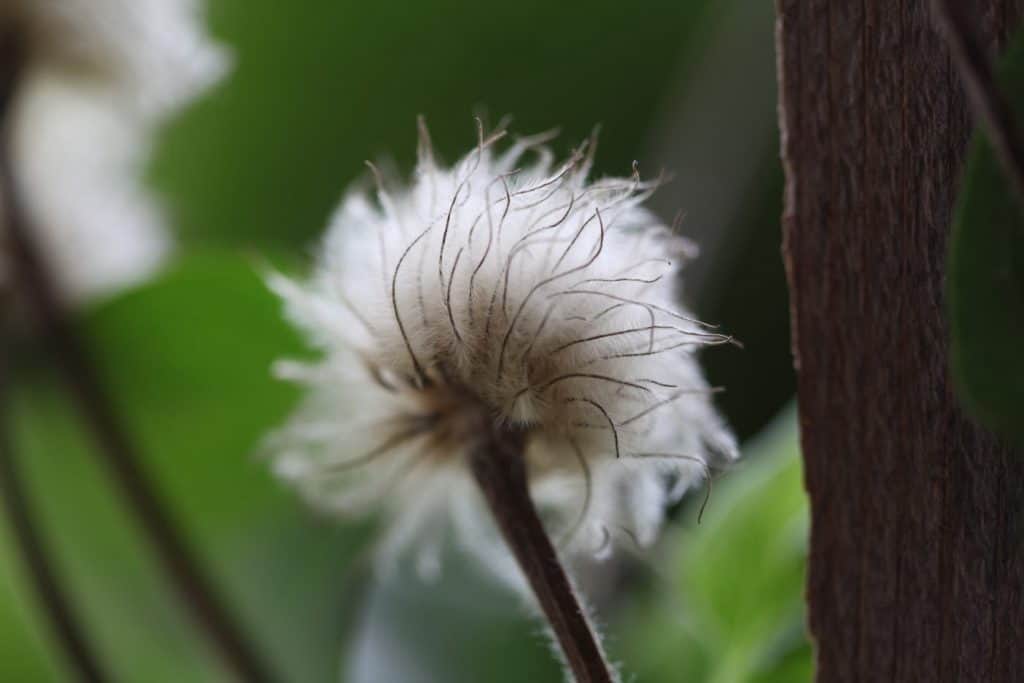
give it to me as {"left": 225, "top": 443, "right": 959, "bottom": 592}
{"left": 469, "top": 425, "right": 616, "bottom": 683}
{"left": 0, "top": 30, "right": 272, "bottom": 682}
{"left": 1, "top": 157, "right": 274, "bottom": 683}
{"left": 0, "top": 338, "right": 108, "bottom": 683}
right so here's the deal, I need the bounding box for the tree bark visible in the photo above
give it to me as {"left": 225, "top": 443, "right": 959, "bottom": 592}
{"left": 775, "top": 2, "right": 1024, "bottom": 681}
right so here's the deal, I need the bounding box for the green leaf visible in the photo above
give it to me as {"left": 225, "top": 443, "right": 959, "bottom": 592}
{"left": 614, "top": 407, "right": 812, "bottom": 683}
{"left": 5, "top": 252, "right": 371, "bottom": 681}
{"left": 0, "top": 544, "right": 60, "bottom": 682}
{"left": 949, "top": 33, "right": 1024, "bottom": 440}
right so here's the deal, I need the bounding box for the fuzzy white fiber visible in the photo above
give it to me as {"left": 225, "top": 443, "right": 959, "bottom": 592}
{"left": 267, "top": 123, "right": 738, "bottom": 580}
{"left": 2, "top": 0, "right": 228, "bottom": 301}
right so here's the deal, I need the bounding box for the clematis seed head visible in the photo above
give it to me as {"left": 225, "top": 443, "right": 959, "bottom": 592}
{"left": 267, "top": 121, "right": 738, "bottom": 579}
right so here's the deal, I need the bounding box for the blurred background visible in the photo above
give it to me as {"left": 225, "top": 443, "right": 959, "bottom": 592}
{"left": 4, "top": 0, "right": 808, "bottom": 680}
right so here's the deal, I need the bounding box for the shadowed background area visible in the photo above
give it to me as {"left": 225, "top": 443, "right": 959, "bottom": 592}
{"left": 3, "top": 1, "right": 804, "bottom": 680}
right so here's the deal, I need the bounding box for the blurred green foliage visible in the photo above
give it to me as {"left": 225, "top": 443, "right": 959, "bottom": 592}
{"left": 617, "top": 409, "right": 810, "bottom": 683}
{"left": 949, "top": 31, "right": 1024, "bottom": 442}
{"left": 3, "top": 0, "right": 805, "bottom": 680}
{"left": 344, "top": 559, "right": 566, "bottom": 683}
{"left": 700, "top": 161, "right": 791, "bottom": 440}
{"left": 152, "top": 0, "right": 712, "bottom": 250}
{"left": 5, "top": 255, "right": 373, "bottom": 681}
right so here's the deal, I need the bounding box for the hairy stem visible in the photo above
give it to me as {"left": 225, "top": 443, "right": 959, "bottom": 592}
{"left": 469, "top": 425, "right": 615, "bottom": 683}
{"left": 0, "top": 28, "right": 271, "bottom": 683}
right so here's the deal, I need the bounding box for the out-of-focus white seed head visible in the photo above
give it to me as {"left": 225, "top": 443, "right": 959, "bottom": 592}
{"left": 1, "top": 0, "right": 229, "bottom": 301}
{"left": 267, "top": 121, "right": 738, "bottom": 579}
{"left": 6, "top": 0, "right": 228, "bottom": 117}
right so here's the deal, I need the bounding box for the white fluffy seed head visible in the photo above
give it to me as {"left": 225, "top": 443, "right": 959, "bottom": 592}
{"left": 1, "top": 0, "right": 228, "bottom": 301}
{"left": 267, "top": 122, "right": 738, "bottom": 578}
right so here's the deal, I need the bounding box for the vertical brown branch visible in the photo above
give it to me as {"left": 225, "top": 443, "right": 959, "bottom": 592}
{"left": 469, "top": 424, "right": 615, "bottom": 683}
{"left": 775, "top": 1, "right": 1024, "bottom": 681}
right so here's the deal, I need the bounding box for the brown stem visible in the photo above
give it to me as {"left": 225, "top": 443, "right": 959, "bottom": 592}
{"left": 1, "top": 156, "right": 273, "bottom": 683}
{"left": 931, "top": 0, "right": 1024, "bottom": 201}
{"left": 0, "top": 28, "right": 271, "bottom": 683}
{"left": 0, "top": 337, "right": 108, "bottom": 682}
{"left": 468, "top": 425, "right": 615, "bottom": 683}
{"left": 0, "top": 25, "right": 108, "bottom": 683}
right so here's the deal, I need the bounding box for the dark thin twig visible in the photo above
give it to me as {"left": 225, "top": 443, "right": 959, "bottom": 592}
{"left": 0, "top": 55, "right": 272, "bottom": 683}
{"left": 931, "top": 0, "right": 1024, "bottom": 201}
{"left": 2, "top": 163, "right": 273, "bottom": 683}
{"left": 0, "top": 26, "right": 107, "bottom": 683}
{"left": 0, "top": 338, "right": 109, "bottom": 683}
{"left": 469, "top": 424, "right": 615, "bottom": 683}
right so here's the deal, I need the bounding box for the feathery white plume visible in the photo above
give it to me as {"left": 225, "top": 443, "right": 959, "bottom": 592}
{"left": 267, "top": 122, "right": 738, "bottom": 580}
{"left": 2, "top": 0, "right": 229, "bottom": 301}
